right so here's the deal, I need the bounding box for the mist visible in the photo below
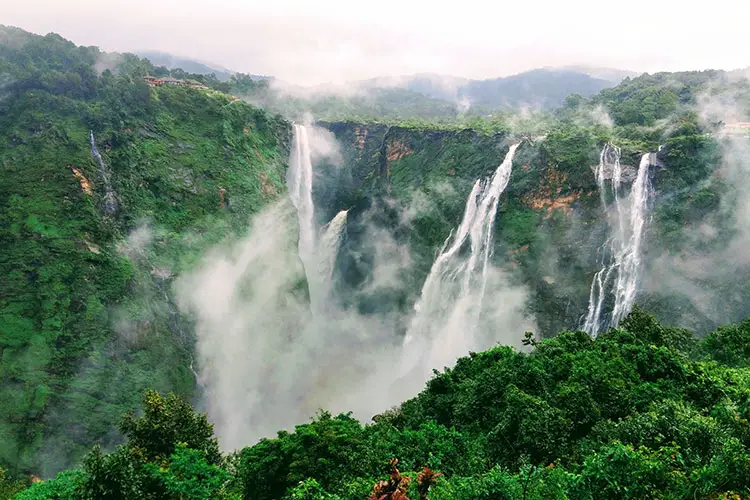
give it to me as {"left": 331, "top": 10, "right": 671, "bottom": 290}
{"left": 643, "top": 80, "right": 750, "bottom": 329}
{"left": 173, "top": 123, "right": 537, "bottom": 451}
{"left": 4, "top": 0, "right": 750, "bottom": 85}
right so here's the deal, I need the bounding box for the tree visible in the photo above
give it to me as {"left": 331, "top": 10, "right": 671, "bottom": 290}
{"left": 119, "top": 390, "right": 221, "bottom": 466}
{"left": 145, "top": 443, "right": 231, "bottom": 500}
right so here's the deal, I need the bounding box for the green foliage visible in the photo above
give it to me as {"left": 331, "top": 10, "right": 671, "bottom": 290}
{"left": 282, "top": 479, "right": 342, "bottom": 500}
{"left": 13, "top": 470, "right": 84, "bottom": 500}
{"left": 14, "top": 391, "right": 230, "bottom": 500}
{"left": 10, "top": 314, "right": 750, "bottom": 499}
{"left": 237, "top": 412, "right": 366, "bottom": 500}
{"left": 0, "top": 26, "right": 288, "bottom": 473}
{"left": 575, "top": 442, "right": 678, "bottom": 497}
{"left": 145, "top": 444, "right": 231, "bottom": 500}
{"left": 0, "top": 468, "right": 25, "bottom": 500}
{"left": 120, "top": 390, "right": 221, "bottom": 466}
{"left": 699, "top": 319, "right": 750, "bottom": 367}
{"left": 593, "top": 71, "right": 720, "bottom": 126}
{"left": 496, "top": 202, "right": 539, "bottom": 248}
{"left": 538, "top": 124, "right": 599, "bottom": 187}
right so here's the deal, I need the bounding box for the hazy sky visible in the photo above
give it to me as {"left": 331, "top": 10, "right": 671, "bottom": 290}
{"left": 2, "top": 0, "right": 749, "bottom": 85}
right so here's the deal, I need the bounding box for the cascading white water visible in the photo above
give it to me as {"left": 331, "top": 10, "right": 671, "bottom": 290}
{"left": 317, "top": 209, "right": 348, "bottom": 302}
{"left": 583, "top": 146, "right": 653, "bottom": 336}
{"left": 583, "top": 144, "right": 620, "bottom": 336}
{"left": 611, "top": 153, "right": 653, "bottom": 325}
{"left": 288, "top": 124, "right": 348, "bottom": 311}
{"left": 288, "top": 124, "right": 320, "bottom": 302}
{"left": 89, "top": 131, "right": 118, "bottom": 214}
{"left": 402, "top": 143, "right": 520, "bottom": 376}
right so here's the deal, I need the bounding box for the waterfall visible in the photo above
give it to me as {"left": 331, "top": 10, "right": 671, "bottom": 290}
{"left": 317, "top": 210, "right": 348, "bottom": 304}
{"left": 611, "top": 153, "right": 654, "bottom": 325}
{"left": 583, "top": 146, "right": 654, "bottom": 336}
{"left": 402, "top": 143, "right": 520, "bottom": 376}
{"left": 89, "top": 131, "right": 118, "bottom": 214}
{"left": 288, "top": 124, "right": 319, "bottom": 302}
{"left": 288, "top": 124, "right": 348, "bottom": 311}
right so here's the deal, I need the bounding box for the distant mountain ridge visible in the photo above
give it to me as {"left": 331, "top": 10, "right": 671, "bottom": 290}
{"left": 135, "top": 50, "right": 235, "bottom": 81}
{"left": 316, "top": 67, "right": 632, "bottom": 111}
{"left": 134, "top": 50, "right": 270, "bottom": 83}
{"left": 459, "top": 68, "right": 615, "bottom": 109}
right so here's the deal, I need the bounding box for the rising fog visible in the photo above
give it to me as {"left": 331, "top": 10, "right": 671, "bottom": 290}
{"left": 3, "top": 0, "right": 749, "bottom": 85}
{"left": 642, "top": 83, "right": 750, "bottom": 328}
{"left": 175, "top": 125, "right": 535, "bottom": 450}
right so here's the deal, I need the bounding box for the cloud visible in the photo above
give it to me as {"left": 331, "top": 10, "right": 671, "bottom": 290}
{"left": 94, "top": 51, "right": 124, "bottom": 75}
{"left": 175, "top": 199, "right": 418, "bottom": 449}
{"left": 643, "top": 80, "right": 750, "bottom": 328}
{"left": 3, "top": 0, "right": 749, "bottom": 85}
{"left": 116, "top": 220, "right": 156, "bottom": 262}
{"left": 304, "top": 121, "right": 344, "bottom": 166}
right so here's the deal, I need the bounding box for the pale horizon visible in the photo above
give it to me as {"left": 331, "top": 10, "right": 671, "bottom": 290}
{"left": 2, "top": 0, "right": 749, "bottom": 85}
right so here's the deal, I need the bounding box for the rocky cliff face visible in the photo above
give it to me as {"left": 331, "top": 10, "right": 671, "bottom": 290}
{"left": 313, "top": 121, "right": 750, "bottom": 338}
{"left": 312, "top": 122, "right": 605, "bottom": 337}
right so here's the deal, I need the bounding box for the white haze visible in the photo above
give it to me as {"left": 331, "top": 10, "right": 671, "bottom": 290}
{"left": 3, "top": 0, "right": 749, "bottom": 85}
{"left": 176, "top": 133, "right": 535, "bottom": 451}
{"left": 176, "top": 198, "right": 426, "bottom": 449}
{"left": 644, "top": 83, "right": 750, "bottom": 326}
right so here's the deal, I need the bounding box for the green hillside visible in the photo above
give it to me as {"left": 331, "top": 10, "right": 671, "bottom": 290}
{"left": 0, "top": 26, "right": 290, "bottom": 474}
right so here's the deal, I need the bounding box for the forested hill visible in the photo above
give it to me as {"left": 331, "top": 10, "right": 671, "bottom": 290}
{"left": 0, "top": 25, "right": 290, "bottom": 475}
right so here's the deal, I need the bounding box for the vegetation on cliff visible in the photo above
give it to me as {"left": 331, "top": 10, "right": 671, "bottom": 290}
{"left": 0, "top": 25, "right": 289, "bottom": 473}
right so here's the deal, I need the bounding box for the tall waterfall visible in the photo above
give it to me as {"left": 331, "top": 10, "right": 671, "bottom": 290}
{"left": 288, "top": 124, "right": 347, "bottom": 310}
{"left": 611, "top": 152, "right": 653, "bottom": 325}
{"left": 317, "top": 210, "right": 348, "bottom": 304}
{"left": 288, "top": 125, "right": 316, "bottom": 270}
{"left": 89, "top": 131, "right": 118, "bottom": 214}
{"left": 402, "top": 143, "right": 521, "bottom": 375}
{"left": 583, "top": 146, "right": 654, "bottom": 336}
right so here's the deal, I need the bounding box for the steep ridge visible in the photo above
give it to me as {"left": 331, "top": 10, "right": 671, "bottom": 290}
{"left": 0, "top": 27, "right": 291, "bottom": 473}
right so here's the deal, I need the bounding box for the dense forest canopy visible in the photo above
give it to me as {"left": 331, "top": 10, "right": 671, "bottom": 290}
{"left": 1, "top": 24, "right": 750, "bottom": 499}
{"left": 4, "top": 311, "right": 750, "bottom": 499}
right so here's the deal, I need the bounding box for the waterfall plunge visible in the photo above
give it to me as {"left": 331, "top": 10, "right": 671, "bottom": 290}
{"left": 89, "top": 131, "right": 118, "bottom": 214}
{"left": 288, "top": 125, "right": 317, "bottom": 282}
{"left": 402, "top": 143, "right": 521, "bottom": 377}
{"left": 288, "top": 124, "right": 348, "bottom": 311}
{"left": 317, "top": 209, "right": 348, "bottom": 306}
{"left": 583, "top": 145, "right": 654, "bottom": 337}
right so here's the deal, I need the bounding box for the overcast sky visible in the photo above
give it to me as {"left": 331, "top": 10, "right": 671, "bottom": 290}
{"left": 2, "top": 0, "right": 749, "bottom": 85}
